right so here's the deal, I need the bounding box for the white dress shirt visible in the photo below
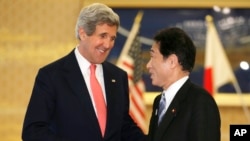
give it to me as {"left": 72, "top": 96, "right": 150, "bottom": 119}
{"left": 74, "top": 47, "right": 107, "bottom": 114}
{"left": 160, "top": 76, "right": 189, "bottom": 115}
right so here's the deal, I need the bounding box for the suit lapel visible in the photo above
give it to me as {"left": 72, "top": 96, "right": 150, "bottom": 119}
{"left": 62, "top": 50, "right": 101, "bottom": 136}
{"left": 154, "top": 79, "right": 192, "bottom": 141}
{"left": 101, "top": 62, "right": 118, "bottom": 134}
{"left": 154, "top": 97, "right": 181, "bottom": 141}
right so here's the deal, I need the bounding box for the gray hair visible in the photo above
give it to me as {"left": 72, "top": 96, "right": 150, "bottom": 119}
{"left": 75, "top": 3, "right": 120, "bottom": 40}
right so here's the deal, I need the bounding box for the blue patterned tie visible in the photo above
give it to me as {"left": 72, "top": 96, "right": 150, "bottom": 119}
{"left": 158, "top": 93, "right": 166, "bottom": 125}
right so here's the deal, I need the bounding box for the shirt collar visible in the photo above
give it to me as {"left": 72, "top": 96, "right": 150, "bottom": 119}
{"left": 74, "top": 46, "right": 103, "bottom": 75}
{"left": 163, "top": 76, "right": 189, "bottom": 104}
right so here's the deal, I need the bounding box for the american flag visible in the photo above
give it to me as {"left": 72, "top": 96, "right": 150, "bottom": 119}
{"left": 116, "top": 11, "right": 146, "bottom": 132}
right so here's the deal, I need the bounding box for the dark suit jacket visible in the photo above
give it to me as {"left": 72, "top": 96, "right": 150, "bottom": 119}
{"left": 22, "top": 50, "right": 145, "bottom": 141}
{"left": 147, "top": 79, "right": 221, "bottom": 141}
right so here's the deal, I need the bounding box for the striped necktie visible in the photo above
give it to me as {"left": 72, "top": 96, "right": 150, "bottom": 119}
{"left": 158, "top": 93, "right": 166, "bottom": 125}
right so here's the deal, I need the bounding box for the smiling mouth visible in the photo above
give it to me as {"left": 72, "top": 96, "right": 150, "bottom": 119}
{"left": 149, "top": 73, "right": 153, "bottom": 79}
{"left": 97, "top": 48, "right": 105, "bottom": 53}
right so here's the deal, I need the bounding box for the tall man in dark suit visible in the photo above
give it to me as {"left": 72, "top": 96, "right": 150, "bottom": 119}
{"left": 22, "top": 3, "right": 146, "bottom": 141}
{"left": 146, "top": 27, "right": 221, "bottom": 141}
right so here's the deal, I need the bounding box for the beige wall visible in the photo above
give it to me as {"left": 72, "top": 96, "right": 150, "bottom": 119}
{"left": 0, "top": 1, "right": 80, "bottom": 141}
{"left": 0, "top": 0, "right": 250, "bottom": 141}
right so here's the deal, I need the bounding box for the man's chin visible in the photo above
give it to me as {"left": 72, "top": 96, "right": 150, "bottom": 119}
{"left": 151, "top": 81, "right": 158, "bottom": 87}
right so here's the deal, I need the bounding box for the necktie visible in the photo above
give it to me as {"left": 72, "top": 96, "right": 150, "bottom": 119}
{"left": 90, "top": 64, "right": 106, "bottom": 137}
{"left": 158, "top": 93, "right": 166, "bottom": 125}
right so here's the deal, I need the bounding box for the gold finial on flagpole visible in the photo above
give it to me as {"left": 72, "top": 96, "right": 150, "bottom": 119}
{"left": 135, "top": 10, "right": 144, "bottom": 24}
{"left": 206, "top": 15, "right": 213, "bottom": 22}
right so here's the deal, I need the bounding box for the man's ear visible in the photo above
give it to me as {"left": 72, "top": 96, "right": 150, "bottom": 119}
{"left": 78, "top": 28, "right": 87, "bottom": 40}
{"left": 169, "top": 54, "right": 179, "bottom": 67}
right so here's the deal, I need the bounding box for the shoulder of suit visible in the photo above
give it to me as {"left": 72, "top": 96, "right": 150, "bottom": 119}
{"left": 102, "top": 61, "right": 126, "bottom": 73}
{"left": 40, "top": 50, "right": 74, "bottom": 71}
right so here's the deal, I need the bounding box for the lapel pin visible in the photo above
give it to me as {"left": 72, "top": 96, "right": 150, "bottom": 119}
{"left": 112, "top": 79, "right": 116, "bottom": 82}
{"left": 155, "top": 109, "right": 158, "bottom": 116}
{"left": 172, "top": 108, "right": 177, "bottom": 116}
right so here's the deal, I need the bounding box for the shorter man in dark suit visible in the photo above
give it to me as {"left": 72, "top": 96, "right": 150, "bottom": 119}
{"left": 22, "top": 3, "right": 146, "bottom": 141}
{"left": 146, "top": 27, "right": 221, "bottom": 141}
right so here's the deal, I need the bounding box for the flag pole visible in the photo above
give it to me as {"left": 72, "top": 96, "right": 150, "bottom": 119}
{"left": 206, "top": 15, "right": 250, "bottom": 123}
{"left": 117, "top": 11, "right": 144, "bottom": 65}
{"left": 116, "top": 10, "right": 146, "bottom": 132}
{"left": 206, "top": 15, "right": 238, "bottom": 94}
{"left": 233, "top": 79, "right": 250, "bottom": 123}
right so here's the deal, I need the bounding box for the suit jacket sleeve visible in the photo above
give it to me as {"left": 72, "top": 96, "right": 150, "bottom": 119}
{"left": 22, "top": 68, "right": 67, "bottom": 141}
